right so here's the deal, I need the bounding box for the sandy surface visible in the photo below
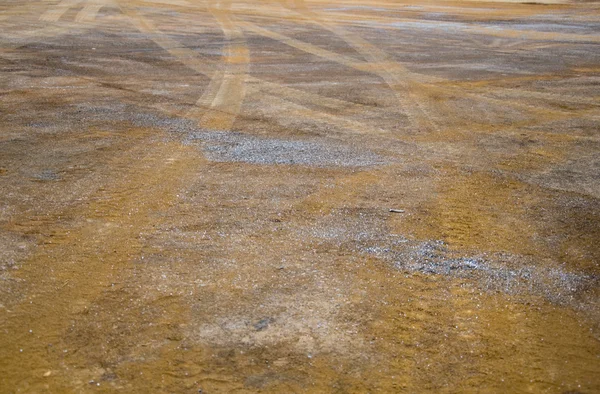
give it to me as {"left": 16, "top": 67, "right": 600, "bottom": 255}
{"left": 1, "top": 0, "right": 599, "bottom": 392}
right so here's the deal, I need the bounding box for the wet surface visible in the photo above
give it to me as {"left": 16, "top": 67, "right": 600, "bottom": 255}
{"left": 0, "top": 0, "right": 599, "bottom": 392}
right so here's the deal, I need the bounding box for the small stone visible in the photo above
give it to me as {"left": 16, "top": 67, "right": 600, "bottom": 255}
{"left": 43, "top": 371, "right": 52, "bottom": 377}
{"left": 254, "top": 317, "right": 274, "bottom": 331}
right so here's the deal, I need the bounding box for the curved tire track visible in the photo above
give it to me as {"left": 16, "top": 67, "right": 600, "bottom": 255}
{"left": 39, "top": 0, "right": 82, "bottom": 22}
{"left": 191, "top": 0, "right": 249, "bottom": 131}
{"left": 282, "top": 0, "right": 440, "bottom": 132}
{"left": 75, "top": 2, "right": 105, "bottom": 23}
{"left": 112, "top": 3, "right": 391, "bottom": 136}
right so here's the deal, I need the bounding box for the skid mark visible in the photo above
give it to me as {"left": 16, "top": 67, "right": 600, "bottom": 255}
{"left": 92, "top": 70, "right": 390, "bottom": 137}
{"left": 143, "top": 0, "right": 191, "bottom": 5}
{"left": 421, "top": 79, "right": 598, "bottom": 122}
{"left": 465, "top": 36, "right": 529, "bottom": 52}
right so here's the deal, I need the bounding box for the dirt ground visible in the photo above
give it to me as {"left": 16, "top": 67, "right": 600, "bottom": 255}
{"left": 1, "top": 0, "right": 599, "bottom": 392}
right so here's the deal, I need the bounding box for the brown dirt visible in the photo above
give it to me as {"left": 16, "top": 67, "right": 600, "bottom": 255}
{"left": 1, "top": 0, "right": 599, "bottom": 392}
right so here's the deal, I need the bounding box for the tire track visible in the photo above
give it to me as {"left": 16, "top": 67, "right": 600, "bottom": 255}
{"left": 39, "top": 0, "right": 82, "bottom": 22}
{"left": 75, "top": 2, "right": 105, "bottom": 23}
{"left": 189, "top": 0, "right": 249, "bottom": 131}
{"left": 254, "top": 91, "right": 387, "bottom": 136}
{"left": 237, "top": 18, "right": 445, "bottom": 86}
{"left": 121, "top": 0, "right": 249, "bottom": 132}
{"left": 0, "top": 2, "right": 49, "bottom": 22}
{"left": 113, "top": 2, "right": 392, "bottom": 137}
{"left": 118, "top": 5, "right": 212, "bottom": 75}
{"left": 118, "top": 2, "right": 241, "bottom": 130}
{"left": 294, "top": 2, "right": 527, "bottom": 132}
{"left": 1, "top": 1, "right": 104, "bottom": 49}
{"left": 272, "top": 0, "right": 441, "bottom": 132}
{"left": 119, "top": 1, "right": 391, "bottom": 112}
{"left": 278, "top": 0, "right": 598, "bottom": 128}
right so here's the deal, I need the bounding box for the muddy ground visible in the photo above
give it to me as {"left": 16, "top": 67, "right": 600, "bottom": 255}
{"left": 1, "top": 0, "right": 599, "bottom": 392}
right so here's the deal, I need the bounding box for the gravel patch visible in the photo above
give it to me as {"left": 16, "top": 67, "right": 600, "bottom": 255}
{"left": 131, "top": 112, "right": 386, "bottom": 168}
{"left": 186, "top": 131, "right": 385, "bottom": 168}
{"left": 296, "top": 210, "right": 598, "bottom": 309}
{"left": 388, "top": 240, "right": 597, "bottom": 306}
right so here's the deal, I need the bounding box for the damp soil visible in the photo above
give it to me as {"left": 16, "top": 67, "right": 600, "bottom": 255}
{"left": 1, "top": 0, "right": 599, "bottom": 392}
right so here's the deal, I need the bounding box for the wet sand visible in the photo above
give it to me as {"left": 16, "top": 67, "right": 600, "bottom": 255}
{"left": 1, "top": 0, "right": 599, "bottom": 392}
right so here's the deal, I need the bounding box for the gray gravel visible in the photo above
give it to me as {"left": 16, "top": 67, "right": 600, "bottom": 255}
{"left": 391, "top": 240, "right": 597, "bottom": 306}
{"left": 187, "top": 131, "right": 385, "bottom": 168}
{"left": 295, "top": 209, "right": 598, "bottom": 309}
{"left": 131, "top": 111, "right": 386, "bottom": 168}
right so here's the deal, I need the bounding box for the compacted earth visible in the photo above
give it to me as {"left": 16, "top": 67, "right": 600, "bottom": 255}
{"left": 1, "top": 0, "right": 599, "bottom": 392}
